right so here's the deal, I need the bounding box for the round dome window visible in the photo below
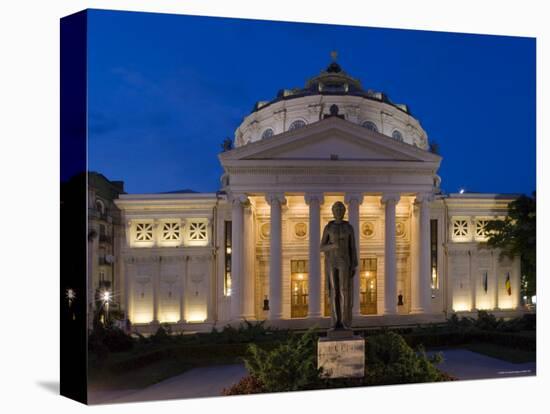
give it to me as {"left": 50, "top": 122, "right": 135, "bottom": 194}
{"left": 289, "top": 120, "right": 306, "bottom": 131}
{"left": 261, "top": 128, "right": 274, "bottom": 139}
{"left": 362, "top": 121, "right": 378, "bottom": 132}
{"left": 392, "top": 130, "right": 404, "bottom": 142}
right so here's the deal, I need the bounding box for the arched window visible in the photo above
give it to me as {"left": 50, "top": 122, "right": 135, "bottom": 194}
{"left": 288, "top": 120, "right": 306, "bottom": 131}
{"left": 362, "top": 121, "right": 378, "bottom": 132}
{"left": 392, "top": 130, "right": 404, "bottom": 142}
{"left": 261, "top": 128, "right": 274, "bottom": 139}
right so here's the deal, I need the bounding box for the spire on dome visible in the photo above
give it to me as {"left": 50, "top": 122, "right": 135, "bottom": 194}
{"left": 327, "top": 50, "right": 342, "bottom": 73}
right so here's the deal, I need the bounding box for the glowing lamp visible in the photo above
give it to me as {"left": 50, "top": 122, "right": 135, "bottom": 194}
{"left": 101, "top": 290, "right": 111, "bottom": 303}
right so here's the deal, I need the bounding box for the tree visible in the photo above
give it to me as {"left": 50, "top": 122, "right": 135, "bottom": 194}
{"left": 483, "top": 192, "right": 536, "bottom": 297}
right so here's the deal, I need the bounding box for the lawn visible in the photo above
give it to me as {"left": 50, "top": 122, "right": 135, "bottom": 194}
{"left": 89, "top": 343, "right": 245, "bottom": 390}
{"left": 88, "top": 341, "right": 279, "bottom": 390}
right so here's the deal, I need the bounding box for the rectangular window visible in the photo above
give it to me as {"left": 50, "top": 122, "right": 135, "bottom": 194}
{"left": 224, "top": 221, "right": 232, "bottom": 296}
{"left": 290, "top": 260, "right": 308, "bottom": 318}
{"left": 430, "top": 219, "right": 438, "bottom": 292}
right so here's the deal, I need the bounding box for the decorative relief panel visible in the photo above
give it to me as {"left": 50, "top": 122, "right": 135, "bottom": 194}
{"left": 260, "top": 222, "right": 271, "bottom": 240}
{"left": 135, "top": 222, "right": 153, "bottom": 242}
{"left": 134, "top": 274, "right": 151, "bottom": 299}
{"left": 159, "top": 271, "right": 180, "bottom": 323}
{"left": 395, "top": 220, "right": 407, "bottom": 239}
{"left": 294, "top": 222, "right": 307, "bottom": 239}
{"left": 186, "top": 256, "right": 210, "bottom": 322}
{"left": 451, "top": 218, "right": 471, "bottom": 242}
{"left": 474, "top": 219, "right": 490, "bottom": 241}
{"left": 188, "top": 221, "right": 207, "bottom": 241}
{"left": 361, "top": 221, "right": 375, "bottom": 239}
{"left": 161, "top": 274, "right": 179, "bottom": 299}
{"left": 161, "top": 222, "right": 181, "bottom": 241}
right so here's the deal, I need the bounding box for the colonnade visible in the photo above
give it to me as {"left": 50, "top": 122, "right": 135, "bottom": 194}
{"left": 230, "top": 192, "right": 433, "bottom": 320}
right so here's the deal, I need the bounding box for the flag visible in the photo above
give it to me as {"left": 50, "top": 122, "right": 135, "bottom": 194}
{"left": 483, "top": 271, "right": 488, "bottom": 293}
{"left": 505, "top": 273, "right": 512, "bottom": 296}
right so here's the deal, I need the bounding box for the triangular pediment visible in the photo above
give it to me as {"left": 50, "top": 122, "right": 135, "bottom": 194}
{"left": 219, "top": 116, "right": 441, "bottom": 164}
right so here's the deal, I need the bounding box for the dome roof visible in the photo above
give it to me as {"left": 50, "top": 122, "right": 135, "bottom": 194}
{"left": 252, "top": 57, "right": 410, "bottom": 115}
{"left": 236, "top": 54, "right": 429, "bottom": 151}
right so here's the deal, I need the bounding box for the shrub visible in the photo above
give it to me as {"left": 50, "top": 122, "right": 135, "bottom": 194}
{"left": 243, "top": 328, "right": 321, "bottom": 392}
{"left": 474, "top": 311, "right": 499, "bottom": 330}
{"left": 236, "top": 329, "right": 448, "bottom": 395}
{"left": 88, "top": 325, "right": 134, "bottom": 355}
{"left": 364, "top": 332, "right": 446, "bottom": 385}
{"left": 207, "top": 320, "right": 285, "bottom": 344}
{"left": 151, "top": 324, "right": 172, "bottom": 344}
{"left": 446, "top": 311, "right": 536, "bottom": 334}
{"left": 222, "top": 375, "right": 264, "bottom": 395}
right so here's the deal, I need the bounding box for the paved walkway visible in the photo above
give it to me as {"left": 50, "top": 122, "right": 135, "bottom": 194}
{"left": 89, "top": 348, "right": 536, "bottom": 404}
{"left": 88, "top": 364, "right": 248, "bottom": 405}
{"left": 428, "top": 349, "right": 536, "bottom": 380}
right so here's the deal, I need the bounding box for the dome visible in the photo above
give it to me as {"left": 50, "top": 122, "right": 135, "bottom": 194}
{"left": 235, "top": 56, "right": 429, "bottom": 150}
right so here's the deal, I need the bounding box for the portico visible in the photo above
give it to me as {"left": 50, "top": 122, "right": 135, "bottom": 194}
{"left": 219, "top": 115, "right": 442, "bottom": 325}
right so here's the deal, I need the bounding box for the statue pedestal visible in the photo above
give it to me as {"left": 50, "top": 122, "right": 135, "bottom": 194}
{"left": 317, "top": 335, "right": 365, "bottom": 379}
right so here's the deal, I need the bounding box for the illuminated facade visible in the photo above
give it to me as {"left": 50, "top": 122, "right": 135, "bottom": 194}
{"left": 112, "top": 61, "right": 523, "bottom": 332}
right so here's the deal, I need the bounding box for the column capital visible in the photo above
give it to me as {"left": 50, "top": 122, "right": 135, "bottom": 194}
{"left": 304, "top": 192, "right": 324, "bottom": 206}
{"left": 265, "top": 192, "right": 287, "bottom": 206}
{"left": 415, "top": 192, "right": 434, "bottom": 205}
{"left": 344, "top": 192, "right": 364, "bottom": 205}
{"left": 381, "top": 193, "right": 401, "bottom": 205}
{"left": 230, "top": 193, "right": 250, "bottom": 207}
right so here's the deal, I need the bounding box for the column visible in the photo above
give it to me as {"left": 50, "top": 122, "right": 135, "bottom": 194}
{"left": 206, "top": 255, "right": 215, "bottom": 322}
{"left": 469, "top": 251, "right": 476, "bottom": 310}
{"left": 305, "top": 193, "right": 324, "bottom": 318}
{"left": 382, "top": 193, "right": 400, "bottom": 315}
{"left": 178, "top": 255, "right": 188, "bottom": 323}
{"left": 124, "top": 257, "right": 133, "bottom": 323}
{"left": 411, "top": 194, "right": 432, "bottom": 313}
{"left": 345, "top": 193, "right": 363, "bottom": 317}
{"left": 230, "top": 194, "right": 247, "bottom": 320}
{"left": 242, "top": 204, "right": 256, "bottom": 319}
{"left": 152, "top": 255, "right": 160, "bottom": 324}
{"left": 266, "top": 193, "right": 286, "bottom": 320}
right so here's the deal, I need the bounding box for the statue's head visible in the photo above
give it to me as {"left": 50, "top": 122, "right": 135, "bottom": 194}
{"left": 332, "top": 201, "right": 346, "bottom": 221}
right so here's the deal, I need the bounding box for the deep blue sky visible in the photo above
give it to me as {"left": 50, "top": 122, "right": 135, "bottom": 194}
{"left": 88, "top": 9, "right": 536, "bottom": 195}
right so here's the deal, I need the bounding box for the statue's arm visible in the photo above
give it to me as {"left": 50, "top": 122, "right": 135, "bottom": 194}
{"left": 320, "top": 224, "right": 332, "bottom": 252}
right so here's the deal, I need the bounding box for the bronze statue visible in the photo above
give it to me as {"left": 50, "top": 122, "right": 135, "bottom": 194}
{"left": 320, "top": 201, "right": 358, "bottom": 332}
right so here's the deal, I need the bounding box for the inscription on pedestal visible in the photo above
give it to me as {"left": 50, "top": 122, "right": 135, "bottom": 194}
{"left": 317, "top": 336, "right": 365, "bottom": 378}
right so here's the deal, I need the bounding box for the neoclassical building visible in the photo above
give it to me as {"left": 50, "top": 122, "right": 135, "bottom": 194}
{"left": 109, "top": 60, "right": 523, "bottom": 332}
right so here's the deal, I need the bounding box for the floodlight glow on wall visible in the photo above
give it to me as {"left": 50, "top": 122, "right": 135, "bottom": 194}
{"left": 187, "top": 310, "right": 207, "bottom": 323}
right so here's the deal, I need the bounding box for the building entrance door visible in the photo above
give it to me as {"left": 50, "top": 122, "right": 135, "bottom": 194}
{"left": 291, "top": 260, "right": 308, "bottom": 318}
{"left": 360, "top": 258, "right": 377, "bottom": 315}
